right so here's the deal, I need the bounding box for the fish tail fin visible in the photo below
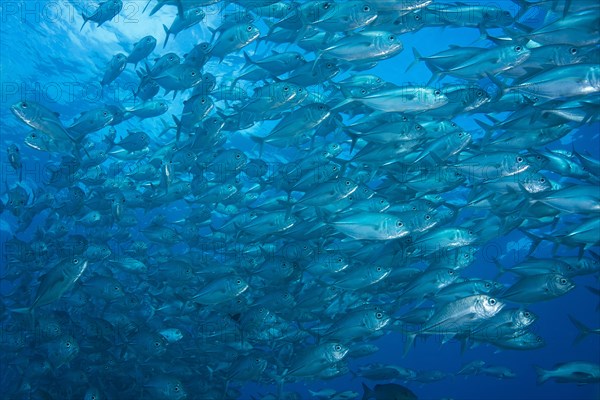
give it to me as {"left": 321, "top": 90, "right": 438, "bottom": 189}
{"left": 163, "top": 24, "right": 170, "bottom": 48}
{"left": 149, "top": 2, "right": 162, "bottom": 16}
{"left": 248, "top": 135, "right": 265, "bottom": 158}
{"left": 331, "top": 98, "right": 353, "bottom": 112}
{"left": 519, "top": 229, "right": 544, "bottom": 256}
{"left": 345, "top": 131, "right": 359, "bottom": 154}
{"left": 172, "top": 115, "right": 182, "bottom": 142}
{"left": 361, "top": 383, "right": 374, "bottom": 400}
{"left": 242, "top": 51, "right": 254, "bottom": 69}
{"left": 485, "top": 72, "right": 507, "bottom": 100}
{"left": 568, "top": 315, "right": 590, "bottom": 345}
{"left": 403, "top": 333, "right": 417, "bottom": 358}
{"left": 534, "top": 365, "right": 549, "bottom": 385}
{"left": 406, "top": 47, "right": 422, "bottom": 72}
{"left": 142, "top": 0, "right": 152, "bottom": 13}
{"left": 80, "top": 13, "right": 89, "bottom": 31}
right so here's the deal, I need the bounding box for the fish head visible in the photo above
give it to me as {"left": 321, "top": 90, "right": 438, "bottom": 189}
{"left": 182, "top": 67, "right": 203, "bottom": 87}
{"left": 201, "top": 73, "right": 217, "bottom": 90}
{"left": 11, "top": 101, "right": 40, "bottom": 125}
{"left": 510, "top": 44, "right": 531, "bottom": 65}
{"left": 364, "top": 309, "right": 391, "bottom": 330}
{"left": 351, "top": 2, "right": 378, "bottom": 25}
{"left": 142, "top": 35, "right": 156, "bottom": 47}
{"left": 162, "top": 52, "right": 180, "bottom": 66}
{"left": 228, "top": 276, "right": 249, "bottom": 296}
{"left": 550, "top": 274, "right": 576, "bottom": 295}
{"left": 238, "top": 24, "right": 261, "bottom": 43}
{"left": 324, "top": 342, "right": 349, "bottom": 362}
{"left": 438, "top": 268, "right": 458, "bottom": 285}
{"left": 515, "top": 309, "right": 537, "bottom": 328}
{"left": 480, "top": 296, "right": 504, "bottom": 317}
{"left": 187, "top": 7, "right": 206, "bottom": 22}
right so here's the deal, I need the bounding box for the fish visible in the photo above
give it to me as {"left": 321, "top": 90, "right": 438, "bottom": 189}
{"left": 126, "top": 36, "right": 157, "bottom": 66}
{"left": 501, "top": 273, "right": 575, "bottom": 303}
{"left": 80, "top": 0, "right": 123, "bottom": 31}
{"left": 210, "top": 23, "right": 261, "bottom": 62}
{"left": 361, "top": 382, "right": 418, "bottom": 400}
{"left": 163, "top": 7, "right": 206, "bottom": 48}
{"left": 535, "top": 361, "right": 600, "bottom": 385}
{"left": 12, "top": 257, "right": 88, "bottom": 314}
{"left": 3, "top": 0, "right": 600, "bottom": 398}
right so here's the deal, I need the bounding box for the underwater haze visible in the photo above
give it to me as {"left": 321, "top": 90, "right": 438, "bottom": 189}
{"left": 1, "top": 0, "right": 600, "bottom": 399}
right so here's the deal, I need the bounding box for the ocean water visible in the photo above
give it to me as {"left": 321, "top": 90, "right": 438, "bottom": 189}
{"left": 0, "top": 1, "right": 599, "bottom": 399}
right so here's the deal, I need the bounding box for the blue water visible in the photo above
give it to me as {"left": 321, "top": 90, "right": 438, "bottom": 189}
{"left": 1, "top": 1, "right": 599, "bottom": 399}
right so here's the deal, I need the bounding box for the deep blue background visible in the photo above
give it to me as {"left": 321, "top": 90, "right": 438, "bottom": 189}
{"left": 0, "top": 1, "right": 599, "bottom": 399}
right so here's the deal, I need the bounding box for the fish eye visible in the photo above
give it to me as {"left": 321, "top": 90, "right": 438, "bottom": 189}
{"left": 376, "top": 312, "right": 383, "bottom": 319}
{"left": 415, "top": 124, "right": 421, "bottom": 130}
{"left": 103, "top": 111, "right": 108, "bottom": 116}
{"left": 345, "top": 180, "right": 350, "bottom": 185}
{"left": 246, "top": 25, "right": 253, "bottom": 31}
{"left": 485, "top": 282, "right": 491, "bottom": 288}
{"left": 235, "top": 153, "right": 241, "bottom": 159}
{"left": 536, "top": 337, "right": 543, "bottom": 342}
{"left": 236, "top": 279, "right": 242, "bottom": 284}
{"left": 380, "top": 199, "right": 385, "bottom": 204}
{"left": 66, "top": 341, "right": 71, "bottom": 347}
{"left": 388, "top": 35, "right": 395, "bottom": 41}
{"left": 360, "top": 88, "right": 367, "bottom": 94}
{"left": 434, "top": 89, "right": 441, "bottom": 95}
{"left": 468, "top": 230, "right": 474, "bottom": 235}
{"left": 191, "top": 71, "right": 196, "bottom": 76}
{"left": 169, "top": 56, "right": 174, "bottom": 61}
{"left": 21, "top": 102, "right": 27, "bottom": 108}
{"left": 363, "top": 5, "right": 370, "bottom": 12}
{"left": 489, "top": 298, "right": 497, "bottom": 305}
{"left": 114, "top": 286, "right": 120, "bottom": 291}
{"left": 515, "top": 46, "right": 522, "bottom": 51}
{"left": 516, "top": 156, "right": 523, "bottom": 162}
{"left": 201, "top": 98, "right": 206, "bottom": 104}
{"left": 396, "top": 221, "right": 403, "bottom": 227}
{"left": 227, "top": 185, "right": 232, "bottom": 189}
{"left": 451, "top": 122, "right": 457, "bottom": 127}
{"left": 376, "top": 266, "right": 382, "bottom": 271}
{"left": 477, "top": 91, "right": 483, "bottom": 96}
{"left": 323, "top": 3, "right": 331, "bottom": 9}
{"left": 448, "top": 270, "right": 454, "bottom": 275}
{"left": 524, "top": 311, "right": 531, "bottom": 317}
{"left": 174, "top": 385, "right": 180, "bottom": 391}
{"left": 337, "top": 257, "right": 343, "bottom": 262}
{"left": 335, "top": 344, "right": 341, "bottom": 350}
{"left": 425, "top": 214, "right": 431, "bottom": 220}
{"left": 560, "top": 278, "right": 567, "bottom": 284}
{"left": 283, "top": 86, "right": 289, "bottom": 91}
{"left": 458, "top": 132, "right": 463, "bottom": 137}
{"left": 414, "top": 14, "right": 421, "bottom": 20}
{"left": 539, "top": 178, "right": 545, "bottom": 183}
{"left": 154, "top": 341, "right": 160, "bottom": 347}
{"left": 570, "top": 47, "right": 577, "bottom": 54}
{"left": 326, "top": 63, "right": 332, "bottom": 68}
